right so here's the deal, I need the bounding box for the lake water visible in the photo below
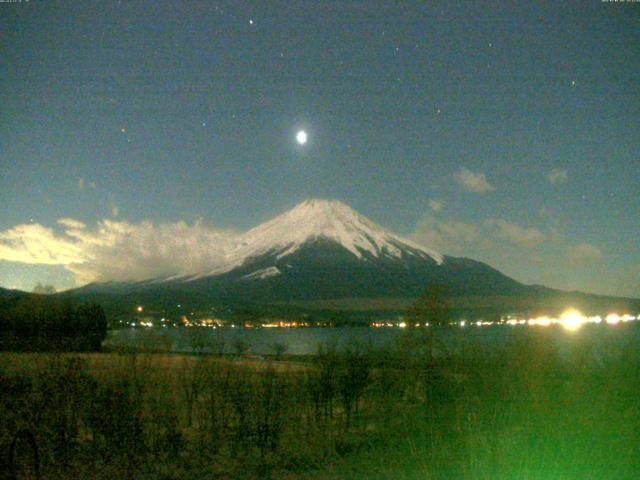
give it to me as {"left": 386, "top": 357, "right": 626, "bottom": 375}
{"left": 105, "top": 323, "right": 640, "bottom": 357}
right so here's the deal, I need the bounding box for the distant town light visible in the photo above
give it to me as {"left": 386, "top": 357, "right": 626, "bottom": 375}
{"left": 136, "top": 306, "right": 143, "bottom": 312}
{"left": 606, "top": 313, "right": 621, "bottom": 325}
{"left": 560, "top": 309, "right": 585, "bottom": 332}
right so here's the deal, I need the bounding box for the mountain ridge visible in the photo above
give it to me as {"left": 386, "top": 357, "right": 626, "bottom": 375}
{"left": 184, "top": 198, "right": 443, "bottom": 280}
{"left": 61, "top": 199, "right": 639, "bottom": 317}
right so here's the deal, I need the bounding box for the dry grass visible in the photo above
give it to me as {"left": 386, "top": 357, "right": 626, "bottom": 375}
{"left": 2, "top": 325, "right": 640, "bottom": 479}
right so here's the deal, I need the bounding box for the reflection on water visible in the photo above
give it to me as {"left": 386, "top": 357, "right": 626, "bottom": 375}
{"left": 105, "top": 323, "right": 640, "bottom": 357}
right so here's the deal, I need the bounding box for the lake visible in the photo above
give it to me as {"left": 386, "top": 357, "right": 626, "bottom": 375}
{"left": 105, "top": 323, "right": 640, "bottom": 357}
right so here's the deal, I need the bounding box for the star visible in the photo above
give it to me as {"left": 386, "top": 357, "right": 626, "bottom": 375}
{"left": 249, "top": 19, "right": 254, "bottom": 25}
{"left": 120, "top": 127, "right": 126, "bottom": 133}
{"left": 296, "top": 130, "right": 308, "bottom": 145}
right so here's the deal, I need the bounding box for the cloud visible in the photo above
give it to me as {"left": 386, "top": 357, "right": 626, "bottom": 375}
{"left": 566, "top": 243, "right": 602, "bottom": 266}
{"left": 411, "top": 214, "right": 546, "bottom": 259}
{"left": 0, "top": 218, "right": 236, "bottom": 284}
{"left": 547, "top": 168, "right": 568, "bottom": 185}
{"left": 485, "top": 218, "right": 545, "bottom": 248}
{"left": 411, "top": 214, "right": 617, "bottom": 296}
{"left": 0, "top": 224, "right": 86, "bottom": 265}
{"left": 454, "top": 168, "right": 495, "bottom": 193}
{"left": 428, "top": 199, "right": 443, "bottom": 213}
{"left": 411, "top": 214, "right": 482, "bottom": 257}
{"left": 57, "top": 218, "right": 87, "bottom": 230}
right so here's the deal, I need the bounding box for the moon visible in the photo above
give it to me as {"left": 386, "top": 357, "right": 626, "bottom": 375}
{"left": 296, "top": 130, "right": 308, "bottom": 145}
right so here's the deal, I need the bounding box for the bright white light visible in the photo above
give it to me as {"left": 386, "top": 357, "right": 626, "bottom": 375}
{"left": 534, "top": 316, "right": 552, "bottom": 327}
{"left": 606, "top": 313, "right": 621, "bottom": 325}
{"left": 398, "top": 322, "right": 407, "bottom": 328}
{"left": 560, "top": 309, "right": 585, "bottom": 332}
{"left": 296, "top": 130, "right": 308, "bottom": 145}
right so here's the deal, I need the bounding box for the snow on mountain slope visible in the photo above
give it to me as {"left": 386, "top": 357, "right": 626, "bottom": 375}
{"left": 190, "top": 199, "right": 442, "bottom": 280}
{"left": 241, "top": 266, "right": 281, "bottom": 281}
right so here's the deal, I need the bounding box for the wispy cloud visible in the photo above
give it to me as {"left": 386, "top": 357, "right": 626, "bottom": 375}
{"left": 410, "top": 211, "right": 610, "bottom": 294}
{"left": 454, "top": 168, "right": 495, "bottom": 193}
{"left": 485, "top": 218, "right": 545, "bottom": 248}
{"left": 547, "top": 168, "right": 568, "bottom": 185}
{"left": 0, "top": 224, "right": 86, "bottom": 265}
{"left": 566, "top": 243, "right": 602, "bottom": 266}
{"left": 58, "top": 218, "right": 86, "bottom": 230}
{"left": 413, "top": 212, "right": 547, "bottom": 260}
{"left": 411, "top": 214, "right": 483, "bottom": 257}
{"left": 0, "top": 219, "right": 236, "bottom": 284}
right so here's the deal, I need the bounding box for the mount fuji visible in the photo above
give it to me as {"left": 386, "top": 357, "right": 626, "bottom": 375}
{"left": 66, "top": 199, "right": 638, "bottom": 317}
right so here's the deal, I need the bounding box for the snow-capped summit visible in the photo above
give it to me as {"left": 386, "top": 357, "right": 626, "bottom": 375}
{"left": 237, "top": 199, "right": 441, "bottom": 261}
{"left": 194, "top": 199, "right": 442, "bottom": 278}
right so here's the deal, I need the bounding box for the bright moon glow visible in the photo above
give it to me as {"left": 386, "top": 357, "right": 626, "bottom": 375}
{"left": 296, "top": 130, "right": 308, "bottom": 145}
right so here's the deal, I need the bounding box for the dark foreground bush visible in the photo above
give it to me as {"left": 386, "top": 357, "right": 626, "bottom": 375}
{"left": 0, "top": 298, "right": 107, "bottom": 352}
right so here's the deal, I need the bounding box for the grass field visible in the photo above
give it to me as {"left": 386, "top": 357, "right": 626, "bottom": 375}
{"left": 2, "top": 324, "right": 640, "bottom": 479}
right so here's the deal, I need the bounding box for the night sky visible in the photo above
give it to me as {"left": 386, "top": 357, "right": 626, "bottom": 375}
{"left": 1, "top": 1, "right": 638, "bottom": 296}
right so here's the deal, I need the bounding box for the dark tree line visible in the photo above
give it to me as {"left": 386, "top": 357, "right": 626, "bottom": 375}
{"left": 0, "top": 296, "right": 107, "bottom": 351}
